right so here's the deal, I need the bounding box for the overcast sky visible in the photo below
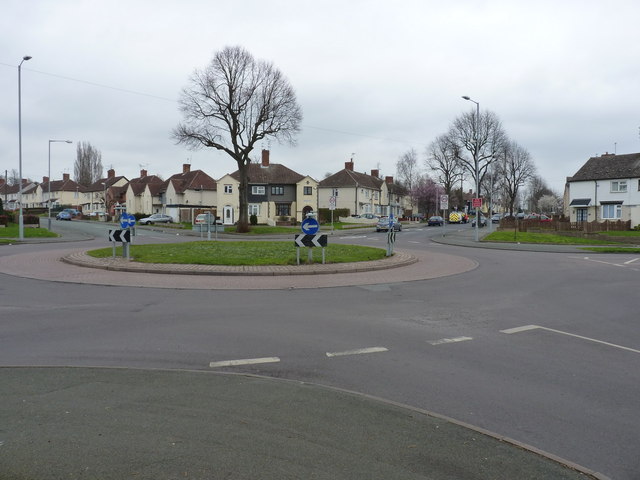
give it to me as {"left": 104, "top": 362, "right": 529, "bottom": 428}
{"left": 2, "top": 0, "right": 639, "bottom": 196}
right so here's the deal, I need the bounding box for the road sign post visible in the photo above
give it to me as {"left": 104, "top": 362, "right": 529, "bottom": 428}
{"left": 294, "top": 234, "right": 328, "bottom": 265}
{"left": 108, "top": 229, "right": 132, "bottom": 259}
{"left": 329, "top": 195, "right": 336, "bottom": 232}
{"left": 386, "top": 228, "right": 396, "bottom": 256}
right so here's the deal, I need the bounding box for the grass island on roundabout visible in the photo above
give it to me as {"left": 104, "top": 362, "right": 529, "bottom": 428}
{"left": 87, "top": 241, "right": 388, "bottom": 266}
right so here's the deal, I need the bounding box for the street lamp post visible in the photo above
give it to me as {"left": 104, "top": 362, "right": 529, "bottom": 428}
{"left": 462, "top": 95, "right": 480, "bottom": 242}
{"left": 18, "top": 55, "right": 32, "bottom": 240}
{"left": 47, "top": 139, "right": 73, "bottom": 231}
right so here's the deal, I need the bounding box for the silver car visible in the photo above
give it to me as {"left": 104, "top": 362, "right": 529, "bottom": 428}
{"left": 139, "top": 213, "right": 173, "bottom": 225}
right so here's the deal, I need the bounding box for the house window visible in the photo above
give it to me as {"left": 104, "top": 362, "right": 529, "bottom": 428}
{"left": 252, "top": 186, "right": 265, "bottom": 195}
{"left": 332, "top": 188, "right": 339, "bottom": 197}
{"left": 303, "top": 186, "right": 312, "bottom": 195}
{"left": 602, "top": 204, "right": 622, "bottom": 219}
{"left": 276, "top": 203, "right": 290, "bottom": 216}
{"left": 248, "top": 204, "right": 260, "bottom": 216}
{"left": 224, "top": 185, "right": 233, "bottom": 194}
{"left": 374, "top": 192, "right": 379, "bottom": 200}
{"left": 271, "top": 186, "right": 284, "bottom": 195}
{"left": 611, "top": 181, "right": 627, "bottom": 193}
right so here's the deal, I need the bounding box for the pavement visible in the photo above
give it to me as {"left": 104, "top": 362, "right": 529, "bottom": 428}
{"left": 0, "top": 224, "right": 610, "bottom": 479}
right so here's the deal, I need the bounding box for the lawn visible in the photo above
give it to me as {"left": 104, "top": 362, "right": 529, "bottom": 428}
{"left": 483, "top": 231, "right": 623, "bottom": 245}
{"left": 595, "top": 231, "right": 640, "bottom": 237}
{"left": 0, "top": 224, "right": 58, "bottom": 239}
{"left": 87, "top": 241, "right": 387, "bottom": 265}
{"left": 581, "top": 247, "right": 640, "bottom": 253}
{"left": 221, "top": 223, "right": 374, "bottom": 234}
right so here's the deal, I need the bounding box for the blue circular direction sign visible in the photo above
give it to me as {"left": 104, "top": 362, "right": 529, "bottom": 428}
{"left": 301, "top": 217, "right": 319, "bottom": 235}
{"left": 120, "top": 213, "right": 136, "bottom": 229}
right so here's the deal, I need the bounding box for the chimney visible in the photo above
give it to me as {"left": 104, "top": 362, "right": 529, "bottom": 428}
{"left": 43, "top": 176, "right": 49, "bottom": 183}
{"left": 345, "top": 161, "right": 354, "bottom": 171}
{"left": 385, "top": 176, "right": 393, "bottom": 184}
{"left": 140, "top": 169, "right": 147, "bottom": 177}
{"left": 371, "top": 169, "right": 379, "bottom": 178}
{"left": 183, "top": 163, "right": 190, "bottom": 174}
{"left": 107, "top": 169, "right": 115, "bottom": 178}
{"left": 63, "top": 173, "right": 70, "bottom": 182}
{"left": 262, "top": 149, "right": 270, "bottom": 167}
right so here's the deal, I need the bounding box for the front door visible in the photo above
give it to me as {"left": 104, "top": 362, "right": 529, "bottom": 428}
{"left": 576, "top": 208, "right": 588, "bottom": 222}
{"left": 223, "top": 205, "right": 234, "bottom": 225}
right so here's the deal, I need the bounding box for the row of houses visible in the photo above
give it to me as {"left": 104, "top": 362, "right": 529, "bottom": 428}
{"left": 564, "top": 152, "right": 640, "bottom": 228}
{"left": 1, "top": 150, "right": 409, "bottom": 225}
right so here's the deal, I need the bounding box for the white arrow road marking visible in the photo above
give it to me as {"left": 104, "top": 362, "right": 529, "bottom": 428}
{"left": 429, "top": 336, "right": 473, "bottom": 346}
{"left": 501, "top": 325, "right": 640, "bottom": 354}
{"left": 209, "top": 357, "right": 280, "bottom": 368}
{"left": 326, "top": 347, "right": 388, "bottom": 357}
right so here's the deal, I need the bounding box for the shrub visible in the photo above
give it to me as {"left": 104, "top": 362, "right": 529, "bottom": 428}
{"left": 0, "top": 215, "right": 8, "bottom": 227}
{"left": 249, "top": 214, "right": 258, "bottom": 225}
{"left": 24, "top": 215, "right": 40, "bottom": 225}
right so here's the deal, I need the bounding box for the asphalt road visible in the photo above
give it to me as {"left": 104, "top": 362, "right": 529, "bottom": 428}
{"left": 1, "top": 221, "right": 638, "bottom": 479}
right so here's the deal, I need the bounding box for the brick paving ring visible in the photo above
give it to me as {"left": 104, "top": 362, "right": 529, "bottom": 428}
{"left": 0, "top": 248, "right": 478, "bottom": 290}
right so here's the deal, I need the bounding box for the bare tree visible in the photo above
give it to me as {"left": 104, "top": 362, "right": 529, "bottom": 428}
{"left": 496, "top": 141, "right": 536, "bottom": 214}
{"left": 173, "top": 46, "right": 302, "bottom": 232}
{"left": 526, "top": 174, "right": 554, "bottom": 212}
{"left": 449, "top": 109, "right": 507, "bottom": 197}
{"left": 74, "top": 142, "right": 103, "bottom": 186}
{"left": 6, "top": 169, "right": 31, "bottom": 186}
{"left": 396, "top": 148, "right": 420, "bottom": 212}
{"left": 426, "top": 134, "right": 463, "bottom": 201}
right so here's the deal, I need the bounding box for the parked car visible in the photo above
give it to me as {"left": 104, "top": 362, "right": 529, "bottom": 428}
{"left": 491, "top": 213, "right": 503, "bottom": 224}
{"left": 139, "top": 213, "right": 173, "bottom": 225}
{"left": 60, "top": 208, "right": 81, "bottom": 217}
{"left": 195, "top": 213, "right": 221, "bottom": 225}
{"left": 56, "top": 211, "right": 72, "bottom": 221}
{"left": 526, "top": 213, "right": 552, "bottom": 222}
{"left": 360, "top": 213, "right": 379, "bottom": 220}
{"left": 427, "top": 215, "right": 444, "bottom": 226}
{"left": 376, "top": 217, "right": 402, "bottom": 232}
{"left": 471, "top": 215, "right": 487, "bottom": 227}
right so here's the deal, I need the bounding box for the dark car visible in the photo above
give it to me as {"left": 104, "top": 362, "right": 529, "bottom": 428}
{"left": 56, "top": 211, "right": 72, "bottom": 221}
{"left": 427, "top": 215, "right": 444, "bottom": 226}
{"left": 139, "top": 213, "right": 173, "bottom": 225}
{"left": 376, "top": 217, "right": 402, "bottom": 232}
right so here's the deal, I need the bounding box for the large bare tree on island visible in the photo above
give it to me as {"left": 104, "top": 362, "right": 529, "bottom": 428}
{"left": 172, "top": 46, "right": 303, "bottom": 232}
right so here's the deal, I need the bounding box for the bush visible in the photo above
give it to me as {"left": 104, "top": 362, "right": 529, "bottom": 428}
{"left": 24, "top": 215, "right": 40, "bottom": 225}
{"left": 249, "top": 214, "right": 258, "bottom": 225}
{"left": 0, "top": 215, "right": 8, "bottom": 227}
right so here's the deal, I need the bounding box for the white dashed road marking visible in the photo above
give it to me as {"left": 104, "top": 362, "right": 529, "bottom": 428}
{"left": 326, "top": 347, "right": 388, "bottom": 357}
{"left": 209, "top": 357, "right": 281, "bottom": 368}
{"left": 429, "top": 336, "right": 473, "bottom": 346}
{"left": 501, "top": 325, "right": 640, "bottom": 354}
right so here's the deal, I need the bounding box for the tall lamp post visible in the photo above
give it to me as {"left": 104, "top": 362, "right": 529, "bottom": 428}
{"left": 462, "top": 95, "right": 480, "bottom": 242}
{"left": 18, "top": 55, "right": 32, "bottom": 240}
{"left": 47, "top": 139, "right": 73, "bottom": 231}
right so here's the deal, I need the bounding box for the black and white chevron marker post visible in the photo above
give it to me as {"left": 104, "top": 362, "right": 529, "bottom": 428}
{"left": 294, "top": 234, "right": 328, "bottom": 265}
{"left": 108, "top": 229, "right": 132, "bottom": 260}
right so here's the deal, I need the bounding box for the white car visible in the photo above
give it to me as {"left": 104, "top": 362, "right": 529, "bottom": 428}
{"left": 194, "top": 213, "right": 220, "bottom": 225}
{"left": 139, "top": 213, "right": 173, "bottom": 225}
